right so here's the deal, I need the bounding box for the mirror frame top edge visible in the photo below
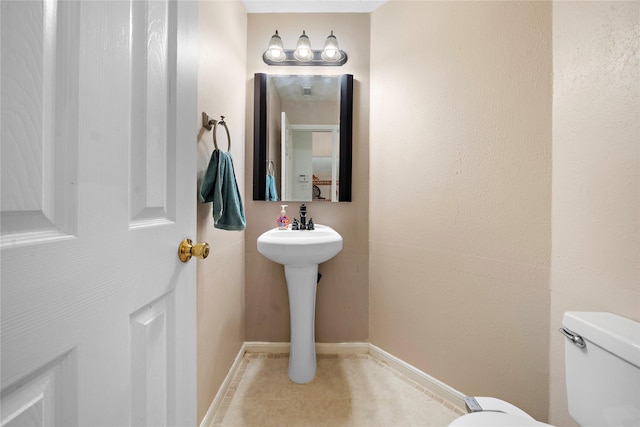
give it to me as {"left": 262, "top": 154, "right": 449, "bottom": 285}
{"left": 252, "top": 72, "right": 354, "bottom": 202}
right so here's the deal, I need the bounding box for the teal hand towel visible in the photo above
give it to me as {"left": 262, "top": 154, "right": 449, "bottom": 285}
{"left": 200, "top": 150, "right": 246, "bottom": 231}
{"left": 266, "top": 174, "right": 279, "bottom": 201}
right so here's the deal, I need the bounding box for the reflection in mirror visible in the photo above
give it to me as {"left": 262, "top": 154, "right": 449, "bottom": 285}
{"left": 253, "top": 73, "right": 353, "bottom": 202}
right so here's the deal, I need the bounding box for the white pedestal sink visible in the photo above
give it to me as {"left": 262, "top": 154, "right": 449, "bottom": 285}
{"left": 257, "top": 225, "right": 343, "bottom": 383}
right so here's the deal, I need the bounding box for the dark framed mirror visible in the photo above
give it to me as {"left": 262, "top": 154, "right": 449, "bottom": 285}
{"left": 253, "top": 73, "right": 353, "bottom": 202}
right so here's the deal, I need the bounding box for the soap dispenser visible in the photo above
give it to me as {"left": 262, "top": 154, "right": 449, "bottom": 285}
{"left": 277, "top": 205, "right": 290, "bottom": 230}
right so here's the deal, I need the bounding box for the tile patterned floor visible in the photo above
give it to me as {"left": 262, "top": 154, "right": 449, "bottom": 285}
{"left": 208, "top": 353, "right": 464, "bottom": 427}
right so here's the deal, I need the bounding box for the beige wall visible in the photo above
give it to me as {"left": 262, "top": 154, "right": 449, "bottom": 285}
{"left": 549, "top": 2, "right": 640, "bottom": 425}
{"left": 244, "top": 14, "right": 370, "bottom": 343}
{"left": 196, "top": 1, "right": 247, "bottom": 424}
{"left": 195, "top": 3, "right": 638, "bottom": 425}
{"left": 369, "top": 1, "right": 552, "bottom": 421}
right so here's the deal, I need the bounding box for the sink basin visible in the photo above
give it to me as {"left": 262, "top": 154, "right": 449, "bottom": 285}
{"left": 257, "top": 224, "right": 343, "bottom": 266}
{"left": 257, "top": 224, "right": 343, "bottom": 384}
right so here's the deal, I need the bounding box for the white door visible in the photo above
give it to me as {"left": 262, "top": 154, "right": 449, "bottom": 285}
{"left": 1, "top": 1, "right": 198, "bottom": 426}
{"left": 281, "top": 111, "right": 292, "bottom": 201}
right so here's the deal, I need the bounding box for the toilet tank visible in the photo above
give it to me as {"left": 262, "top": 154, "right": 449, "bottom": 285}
{"left": 562, "top": 312, "right": 640, "bottom": 427}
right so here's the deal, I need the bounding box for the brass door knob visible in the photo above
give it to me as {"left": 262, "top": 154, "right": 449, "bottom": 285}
{"left": 178, "top": 239, "right": 210, "bottom": 262}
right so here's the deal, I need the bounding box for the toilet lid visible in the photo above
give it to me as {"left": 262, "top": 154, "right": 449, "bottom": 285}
{"left": 449, "top": 412, "right": 555, "bottom": 427}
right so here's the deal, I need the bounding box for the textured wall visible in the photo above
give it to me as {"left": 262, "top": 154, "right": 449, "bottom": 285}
{"left": 369, "top": 1, "right": 552, "bottom": 420}
{"left": 549, "top": 2, "right": 640, "bottom": 425}
{"left": 196, "top": 1, "right": 247, "bottom": 423}
{"left": 244, "top": 14, "right": 370, "bottom": 343}
{"left": 196, "top": 3, "right": 638, "bottom": 424}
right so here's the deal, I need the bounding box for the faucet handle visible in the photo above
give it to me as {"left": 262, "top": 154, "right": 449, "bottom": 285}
{"left": 292, "top": 219, "right": 299, "bottom": 230}
{"left": 307, "top": 218, "right": 314, "bottom": 230}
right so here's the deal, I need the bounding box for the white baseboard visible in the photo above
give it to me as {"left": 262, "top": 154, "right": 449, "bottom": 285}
{"left": 368, "top": 343, "right": 466, "bottom": 412}
{"left": 244, "top": 341, "right": 370, "bottom": 355}
{"left": 243, "top": 341, "right": 290, "bottom": 354}
{"left": 201, "top": 341, "right": 466, "bottom": 427}
{"left": 199, "top": 343, "right": 246, "bottom": 427}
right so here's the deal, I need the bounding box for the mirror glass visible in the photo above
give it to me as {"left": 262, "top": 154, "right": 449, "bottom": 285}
{"left": 253, "top": 73, "right": 353, "bottom": 202}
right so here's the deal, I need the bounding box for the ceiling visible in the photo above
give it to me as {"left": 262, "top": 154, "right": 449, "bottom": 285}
{"left": 243, "top": 0, "right": 387, "bottom": 14}
{"left": 272, "top": 75, "right": 340, "bottom": 103}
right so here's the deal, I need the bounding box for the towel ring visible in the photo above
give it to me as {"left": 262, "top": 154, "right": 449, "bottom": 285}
{"left": 267, "top": 160, "right": 275, "bottom": 175}
{"left": 213, "top": 116, "right": 231, "bottom": 152}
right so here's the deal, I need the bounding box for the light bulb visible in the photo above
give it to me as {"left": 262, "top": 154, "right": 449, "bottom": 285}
{"left": 294, "top": 30, "right": 313, "bottom": 62}
{"left": 270, "top": 48, "right": 282, "bottom": 58}
{"left": 264, "top": 30, "right": 285, "bottom": 63}
{"left": 321, "top": 30, "right": 342, "bottom": 63}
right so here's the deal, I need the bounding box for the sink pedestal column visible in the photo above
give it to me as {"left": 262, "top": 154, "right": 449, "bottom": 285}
{"left": 284, "top": 264, "right": 318, "bottom": 384}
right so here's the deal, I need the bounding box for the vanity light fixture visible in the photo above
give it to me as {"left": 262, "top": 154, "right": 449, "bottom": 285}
{"left": 262, "top": 30, "right": 347, "bottom": 66}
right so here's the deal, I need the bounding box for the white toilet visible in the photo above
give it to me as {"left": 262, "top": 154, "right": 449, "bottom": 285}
{"left": 449, "top": 311, "right": 640, "bottom": 427}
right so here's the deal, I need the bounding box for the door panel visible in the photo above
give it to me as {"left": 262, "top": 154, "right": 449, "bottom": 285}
{"left": 130, "top": 0, "right": 177, "bottom": 227}
{"left": 1, "top": 0, "right": 79, "bottom": 245}
{"left": 1, "top": 351, "right": 77, "bottom": 427}
{"left": 130, "top": 296, "right": 173, "bottom": 427}
{"left": 1, "top": 1, "right": 197, "bottom": 425}
{"left": 281, "top": 111, "right": 292, "bottom": 201}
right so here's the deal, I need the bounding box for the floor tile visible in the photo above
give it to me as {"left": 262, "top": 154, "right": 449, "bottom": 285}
{"left": 286, "top": 399, "right": 352, "bottom": 427}
{"left": 209, "top": 353, "right": 462, "bottom": 427}
{"left": 408, "top": 397, "right": 460, "bottom": 426}
{"left": 220, "top": 398, "right": 290, "bottom": 427}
